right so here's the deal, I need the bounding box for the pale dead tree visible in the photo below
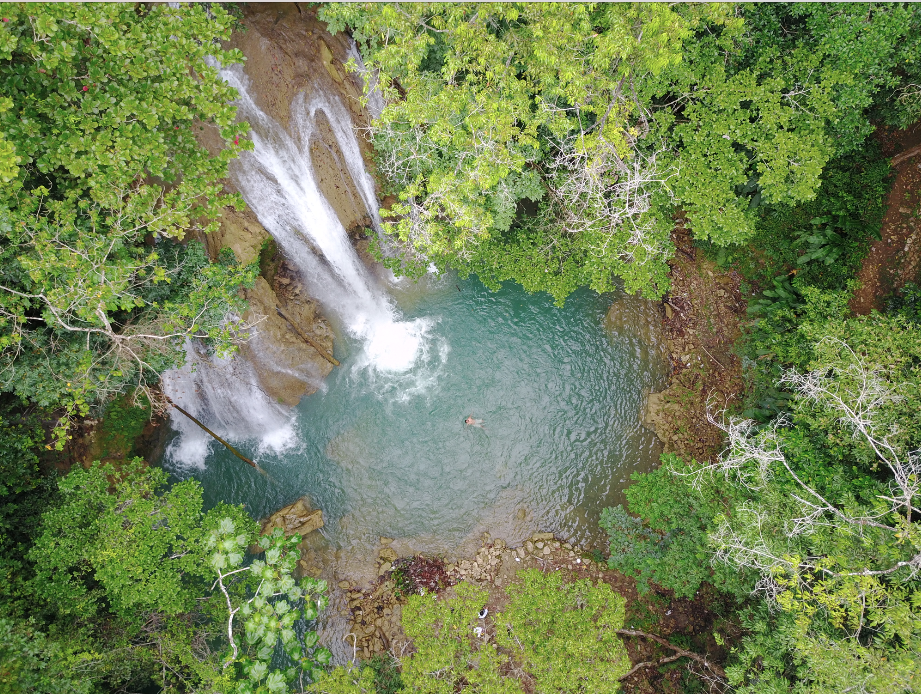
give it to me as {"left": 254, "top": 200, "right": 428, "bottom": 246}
{"left": 688, "top": 338, "right": 921, "bottom": 599}
{"left": 780, "top": 338, "right": 921, "bottom": 525}
{"left": 543, "top": 131, "right": 675, "bottom": 269}
{"left": 707, "top": 501, "right": 800, "bottom": 596}
{"left": 693, "top": 414, "right": 787, "bottom": 490}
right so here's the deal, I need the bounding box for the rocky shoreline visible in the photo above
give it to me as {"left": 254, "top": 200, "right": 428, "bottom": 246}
{"left": 642, "top": 223, "right": 748, "bottom": 463}
{"left": 328, "top": 532, "right": 609, "bottom": 661}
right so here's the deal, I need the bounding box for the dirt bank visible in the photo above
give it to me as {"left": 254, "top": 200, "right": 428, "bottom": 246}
{"left": 643, "top": 222, "right": 748, "bottom": 463}
{"left": 850, "top": 122, "right": 921, "bottom": 314}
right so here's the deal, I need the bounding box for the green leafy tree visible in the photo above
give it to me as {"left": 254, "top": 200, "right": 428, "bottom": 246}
{"left": 0, "top": 3, "right": 257, "bottom": 442}
{"left": 315, "top": 572, "right": 630, "bottom": 693}
{"left": 307, "top": 665, "right": 378, "bottom": 694}
{"left": 0, "top": 410, "right": 40, "bottom": 498}
{"left": 29, "top": 460, "right": 334, "bottom": 693}
{"left": 327, "top": 4, "right": 920, "bottom": 302}
{"left": 208, "top": 520, "right": 332, "bottom": 694}
{"left": 602, "top": 457, "right": 751, "bottom": 599}
{"left": 680, "top": 313, "right": 920, "bottom": 692}
{"left": 495, "top": 570, "right": 631, "bottom": 693}
{"left": 649, "top": 3, "right": 921, "bottom": 245}
{"left": 0, "top": 618, "right": 93, "bottom": 694}
{"left": 397, "top": 581, "right": 516, "bottom": 694}
{"left": 321, "top": 2, "right": 690, "bottom": 303}
{"left": 29, "top": 459, "right": 237, "bottom": 624}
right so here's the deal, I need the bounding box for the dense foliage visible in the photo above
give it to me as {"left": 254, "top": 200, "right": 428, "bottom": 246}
{"left": 2, "top": 460, "right": 331, "bottom": 694}
{"left": 601, "top": 454, "right": 752, "bottom": 600}
{"left": 311, "top": 571, "right": 629, "bottom": 694}
{"left": 2, "top": 3, "right": 920, "bottom": 693}
{"left": 0, "top": 3, "right": 257, "bottom": 442}
{"left": 609, "top": 313, "right": 921, "bottom": 692}
{"left": 321, "top": 2, "right": 688, "bottom": 302}
{"left": 649, "top": 3, "right": 920, "bottom": 245}
{"left": 606, "top": 120, "right": 921, "bottom": 694}
{"left": 322, "top": 2, "right": 921, "bottom": 304}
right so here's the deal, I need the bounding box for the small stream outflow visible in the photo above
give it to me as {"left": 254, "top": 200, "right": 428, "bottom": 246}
{"left": 163, "top": 64, "right": 432, "bottom": 467}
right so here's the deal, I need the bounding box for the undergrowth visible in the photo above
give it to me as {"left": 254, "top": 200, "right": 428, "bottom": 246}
{"left": 696, "top": 143, "right": 892, "bottom": 422}
{"left": 95, "top": 394, "right": 152, "bottom": 459}
{"left": 698, "top": 143, "right": 891, "bottom": 292}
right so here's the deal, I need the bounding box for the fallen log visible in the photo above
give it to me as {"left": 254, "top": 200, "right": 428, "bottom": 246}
{"left": 615, "top": 628, "right": 726, "bottom": 681}
{"left": 275, "top": 306, "right": 340, "bottom": 366}
{"left": 166, "top": 397, "right": 257, "bottom": 469}
{"left": 891, "top": 143, "right": 921, "bottom": 168}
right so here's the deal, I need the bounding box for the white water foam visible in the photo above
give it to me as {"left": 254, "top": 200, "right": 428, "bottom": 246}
{"left": 163, "top": 62, "right": 444, "bottom": 467}
{"left": 162, "top": 341, "right": 297, "bottom": 469}
{"left": 350, "top": 318, "right": 450, "bottom": 403}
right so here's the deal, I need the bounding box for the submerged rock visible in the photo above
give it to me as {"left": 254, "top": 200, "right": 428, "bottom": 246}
{"left": 643, "top": 390, "right": 683, "bottom": 443}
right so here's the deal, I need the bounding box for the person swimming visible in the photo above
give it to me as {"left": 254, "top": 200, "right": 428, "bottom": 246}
{"left": 465, "top": 416, "right": 484, "bottom": 428}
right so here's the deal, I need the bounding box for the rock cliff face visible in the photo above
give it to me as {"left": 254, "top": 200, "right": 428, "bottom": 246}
{"left": 226, "top": 3, "right": 375, "bottom": 235}
{"left": 202, "top": 3, "right": 380, "bottom": 405}
{"left": 239, "top": 276, "right": 335, "bottom": 406}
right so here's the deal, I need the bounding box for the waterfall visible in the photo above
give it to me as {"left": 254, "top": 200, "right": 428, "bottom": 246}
{"left": 163, "top": 63, "right": 436, "bottom": 467}
{"left": 220, "top": 64, "right": 429, "bottom": 373}
{"left": 163, "top": 340, "right": 298, "bottom": 469}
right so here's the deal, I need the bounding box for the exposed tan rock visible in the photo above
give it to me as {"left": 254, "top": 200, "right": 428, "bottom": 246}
{"left": 205, "top": 205, "right": 270, "bottom": 266}
{"left": 241, "top": 276, "right": 334, "bottom": 406}
{"left": 262, "top": 497, "right": 325, "bottom": 538}
{"left": 643, "top": 390, "right": 684, "bottom": 444}
{"left": 378, "top": 547, "right": 398, "bottom": 563}
{"left": 187, "top": 4, "right": 384, "bottom": 413}
{"left": 228, "top": 4, "right": 373, "bottom": 234}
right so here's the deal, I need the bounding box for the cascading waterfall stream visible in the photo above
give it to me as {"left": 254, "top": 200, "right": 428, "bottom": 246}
{"left": 163, "top": 341, "right": 298, "bottom": 467}
{"left": 221, "top": 64, "right": 430, "bottom": 372}
{"left": 163, "top": 64, "right": 437, "bottom": 467}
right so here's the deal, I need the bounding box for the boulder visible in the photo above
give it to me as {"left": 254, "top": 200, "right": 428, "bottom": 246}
{"left": 262, "top": 497, "right": 324, "bottom": 538}
{"left": 644, "top": 390, "right": 684, "bottom": 443}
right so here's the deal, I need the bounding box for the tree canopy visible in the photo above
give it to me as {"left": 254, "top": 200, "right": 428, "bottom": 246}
{"left": 322, "top": 2, "right": 921, "bottom": 303}
{"left": 2, "top": 3, "right": 921, "bottom": 694}
{"left": 0, "top": 2, "right": 256, "bottom": 442}
{"left": 321, "top": 2, "right": 690, "bottom": 302}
